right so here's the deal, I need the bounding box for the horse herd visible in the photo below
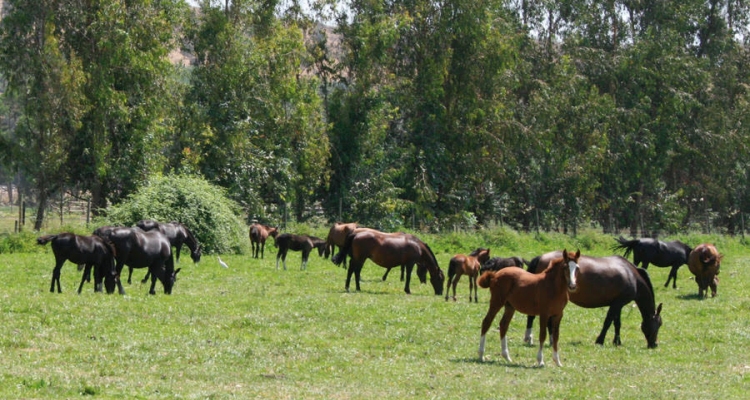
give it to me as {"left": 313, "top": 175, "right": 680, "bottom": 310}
{"left": 37, "top": 220, "right": 723, "bottom": 367}
{"left": 36, "top": 220, "right": 201, "bottom": 295}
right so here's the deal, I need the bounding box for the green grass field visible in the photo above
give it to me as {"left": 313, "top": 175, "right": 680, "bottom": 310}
{"left": 1, "top": 230, "right": 749, "bottom": 399}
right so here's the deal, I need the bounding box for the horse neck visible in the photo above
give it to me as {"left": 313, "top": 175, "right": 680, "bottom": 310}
{"left": 183, "top": 228, "right": 198, "bottom": 251}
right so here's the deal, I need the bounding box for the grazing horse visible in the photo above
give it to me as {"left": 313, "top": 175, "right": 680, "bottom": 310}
{"left": 36, "top": 233, "right": 117, "bottom": 294}
{"left": 133, "top": 220, "right": 201, "bottom": 284}
{"left": 249, "top": 223, "right": 279, "bottom": 259}
{"left": 613, "top": 236, "right": 692, "bottom": 288}
{"left": 324, "top": 222, "right": 360, "bottom": 268}
{"left": 523, "top": 251, "right": 663, "bottom": 348}
{"left": 274, "top": 233, "right": 327, "bottom": 270}
{"left": 480, "top": 256, "right": 527, "bottom": 273}
{"left": 477, "top": 250, "right": 580, "bottom": 367}
{"left": 95, "top": 227, "right": 180, "bottom": 295}
{"left": 332, "top": 229, "right": 444, "bottom": 295}
{"left": 688, "top": 243, "right": 722, "bottom": 298}
{"left": 445, "top": 248, "right": 491, "bottom": 302}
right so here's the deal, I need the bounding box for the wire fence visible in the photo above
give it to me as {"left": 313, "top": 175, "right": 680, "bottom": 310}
{"left": 0, "top": 194, "right": 91, "bottom": 234}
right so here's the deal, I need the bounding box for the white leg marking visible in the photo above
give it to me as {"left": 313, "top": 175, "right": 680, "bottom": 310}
{"left": 524, "top": 328, "right": 533, "bottom": 344}
{"left": 537, "top": 347, "right": 545, "bottom": 367}
{"left": 501, "top": 336, "right": 512, "bottom": 362}
{"left": 553, "top": 350, "right": 562, "bottom": 367}
{"left": 478, "top": 335, "right": 486, "bottom": 362}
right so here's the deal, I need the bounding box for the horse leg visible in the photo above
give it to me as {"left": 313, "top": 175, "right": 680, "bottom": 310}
{"left": 548, "top": 314, "right": 563, "bottom": 367}
{"left": 537, "top": 314, "right": 550, "bottom": 366}
{"left": 301, "top": 249, "right": 309, "bottom": 270}
{"left": 595, "top": 306, "right": 617, "bottom": 345}
{"left": 148, "top": 266, "right": 159, "bottom": 295}
{"left": 710, "top": 276, "right": 718, "bottom": 297}
{"left": 50, "top": 257, "right": 65, "bottom": 293}
{"left": 345, "top": 261, "right": 360, "bottom": 292}
{"left": 444, "top": 272, "right": 453, "bottom": 301}
{"left": 175, "top": 244, "right": 183, "bottom": 263}
{"left": 472, "top": 274, "right": 478, "bottom": 303}
{"left": 115, "top": 261, "right": 127, "bottom": 295}
{"left": 498, "top": 305, "right": 516, "bottom": 362}
{"left": 127, "top": 266, "right": 134, "bottom": 285}
{"left": 140, "top": 270, "right": 151, "bottom": 284}
{"left": 612, "top": 308, "right": 622, "bottom": 346}
{"left": 666, "top": 265, "right": 680, "bottom": 289}
{"left": 478, "top": 300, "right": 504, "bottom": 361}
{"left": 452, "top": 275, "right": 461, "bottom": 301}
{"left": 260, "top": 241, "right": 265, "bottom": 259}
{"left": 524, "top": 315, "right": 535, "bottom": 344}
{"left": 403, "top": 264, "right": 414, "bottom": 294}
{"left": 275, "top": 248, "right": 282, "bottom": 270}
{"left": 382, "top": 267, "right": 390, "bottom": 281}
{"left": 77, "top": 264, "right": 92, "bottom": 294}
{"left": 400, "top": 265, "right": 405, "bottom": 282}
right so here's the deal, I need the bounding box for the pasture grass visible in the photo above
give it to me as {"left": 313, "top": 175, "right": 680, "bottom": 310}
{"left": 1, "top": 230, "right": 749, "bottom": 398}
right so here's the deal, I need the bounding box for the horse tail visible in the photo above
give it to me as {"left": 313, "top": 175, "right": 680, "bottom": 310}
{"left": 477, "top": 270, "right": 494, "bottom": 289}
{"left": 36, "top": 234, "right": 58, "bottom": 245}
{"left": 447, "top": 257, "right": 459, "bottom": 280}
{"left": 332, "top": 232, "right": 356, "bottom": 266}
{"left": 612, "top": 236, "right": 638, "bottom": 258}
{"left": 526, "top": 255, "right": 541, "bottom": 273}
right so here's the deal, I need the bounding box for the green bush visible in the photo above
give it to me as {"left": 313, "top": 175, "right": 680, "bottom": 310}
{"left": 0, "top": 230, "right": 44, "bottom": 254}
{"left": 98, "top": 174, "right": 247, "bottom": 254}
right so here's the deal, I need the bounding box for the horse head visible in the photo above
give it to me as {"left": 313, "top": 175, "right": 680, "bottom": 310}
{"left": 162, "top": 268, "right": 181, "bottom": 295}
{"left": 191, "top": 244, "right": 202, "bottom": 263}
{"left": 642, "top": 303, "right": 663, "bottom": 348}
{"left": 561, "top": 249, "right": 581, "bottom": 293}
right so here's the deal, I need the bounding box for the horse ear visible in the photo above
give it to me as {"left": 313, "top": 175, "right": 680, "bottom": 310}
{"left": 174, "top": 268, "right": 182, "bottom": 276}
{"left": 562, "top": 249, "right": 568, "bottom": 261}
{"left": 656, "top": 302, "right": 663, "bottom": 315}
{"left": 575, "top": 249, "right": 581, "bottom": 259}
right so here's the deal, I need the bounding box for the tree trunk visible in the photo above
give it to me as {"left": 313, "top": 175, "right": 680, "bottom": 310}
{"left": 34, "top": 190, "right": 48, "bottom": 231}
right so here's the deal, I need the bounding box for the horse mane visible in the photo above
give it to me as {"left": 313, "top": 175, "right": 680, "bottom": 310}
{"left": 420, "top": 240, "right": 440, "bottom": 271}
{"left": 526, "top": 255, "right": 541, "bottom": 273}
{"left": 635, "top": 267, "right": 655, "bottom": 297}
{"left": 469, "top": 247, "right": 488, "bottom": 257}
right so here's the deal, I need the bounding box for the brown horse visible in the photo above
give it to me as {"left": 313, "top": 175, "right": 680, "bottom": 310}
{"left": 477, "top": 250, "right": 580, "bottom": 367}
{"left": 274, "top": 233, "right": 327, "bottom": 270}
{"left": 332, "top": 229, "right": 444, "bottom": 295}
{"left": 324, "top": 222, "right": 360, "bottom": 268}
{"left": 445, "top": 248, "right": 490, "bottom": 302}
{"left": 688, "top": 243, "right": 722, "bottom": 298}
{"left": 523, "top": 251, "right": 663, "bottom": 348}
{"left": 249, "top": 223, "right": 279, "bottom": 259}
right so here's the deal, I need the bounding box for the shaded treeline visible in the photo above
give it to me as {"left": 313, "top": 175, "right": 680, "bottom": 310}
{"left": 0, "top": 0, "right": 748, "bottom": 235}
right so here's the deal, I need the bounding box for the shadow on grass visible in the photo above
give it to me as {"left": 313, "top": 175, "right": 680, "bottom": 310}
{"left": 450, "top": 357, "right": 539, "bottom": 369}
{"left": 677, "top": 293, "right": 708, "bottom": 300}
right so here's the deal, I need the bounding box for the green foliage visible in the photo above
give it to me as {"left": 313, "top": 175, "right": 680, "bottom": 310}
{"left": 0, "top": 231, "right": 43, "bottom": 254}
{"left": 99, "top": 174, "right": 246, "bottom": 254}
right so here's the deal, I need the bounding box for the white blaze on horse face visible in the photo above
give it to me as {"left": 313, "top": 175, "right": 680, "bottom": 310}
{"left": 567, "top": 260, "right": 580, "bottom": 292}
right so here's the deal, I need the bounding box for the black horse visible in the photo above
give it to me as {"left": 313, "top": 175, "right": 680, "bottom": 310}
{"left": 95, "top": 226, "right": 180, "bottom": 295}
{"left": 133, "top": 220, "right": 201, "bottom": 284}
{"left": 274, "top": 233, "right": 327, "bottom": 270}
{"left": 480, "top": 256, "right": 528, "bottom": 273}
{"left": 522, "top": 251, "right": 663, "bottom": 348}
{"left": 37, "top": 233, "right": 117, "bottom": 294}
{"left": 613, "top": 236, "right": 692, "bottom": 288}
